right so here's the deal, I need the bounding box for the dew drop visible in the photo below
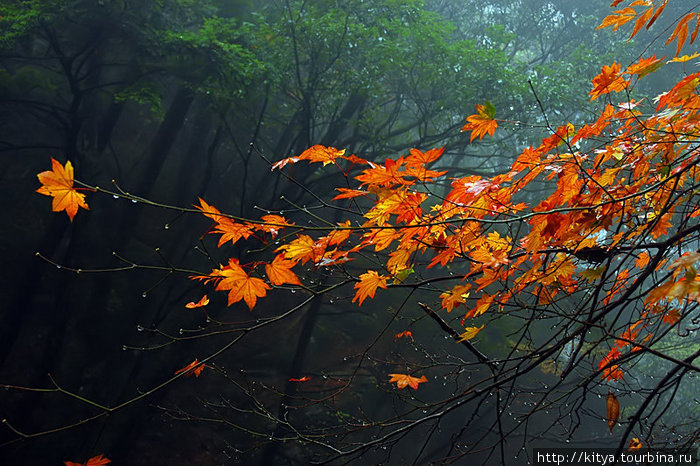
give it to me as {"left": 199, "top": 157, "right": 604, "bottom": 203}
{"left": 137, "top": 325, "right": 143, "bottom": 332}
{"left": 131, "top": 199, "right": 137, "bottom": 203}
{"left": 178, "top": 328, "right": 184, "bottom": 335}
{"left": 291, "top": 289, "right": 296, "bottom": 294}
{"left": 56, "top": 265, "right": 61, "bottom": 269}
{"left": 113, "top": 194, "right": 119, "bottom": 199}
{"left": 164, "top": 224, "right": 170, "bottom": 230}
{"left": 142, "top": 292, "right": 147, "bottom": 298}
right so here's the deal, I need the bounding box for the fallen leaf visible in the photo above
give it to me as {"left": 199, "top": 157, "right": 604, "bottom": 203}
{"left": 37, "top": 158, "right": 89, "bottom": 221}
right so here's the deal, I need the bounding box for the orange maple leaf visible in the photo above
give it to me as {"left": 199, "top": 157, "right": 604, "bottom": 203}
{"left": 175, "top": 358, "right": 209, "bottom": 378}
{"left": 265, "top": 255, "right": 302, "bottom": 286}
{"left": 64, "top": 454, "right": 111, "bottom": 466}
{"left": 258, "top": 214, "right": 293, "bottom": 238}
{"left": 596, "top": 7, "right": 636, "bottom": 32}
{"left": 352, "top": 270, "right": 388, "bottom": 306}
{"left": 589, "top": 63, "right": 629, "bottom": 100}
{"left": 461, "top": 101, "right": 498, "bottom": 142}
{"left": 288, "top": 376, "right": 311, "bottom": 382}
{"left": 276, "top": 234, "right": 318, "bottom": 264}
{"left": 271, "top": 145, "right": 346, "bottom": 169}
{"left": 394, "top": 330, "right": 413, "bottom": 341}
{"left": 37, "top": 158, "right": 89, "bottom": 221}
{"left": 185, "top": 295, "right": 209, "bottom": 309}
{"left": 196, "top": 198, "right": 252, "bottom": 247}
{"left": 212, "top": 259, "right": 270, "bottom": 310}
{"left": 388, "top": 373, "right": 428, "bottom": 390}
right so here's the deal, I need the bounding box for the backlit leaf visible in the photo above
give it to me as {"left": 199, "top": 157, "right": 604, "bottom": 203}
{"left": 37, "top": 158, "right": 89, "bottom": 221}
{"left": 388, "top": 373, "right": 428, "bottom": 390}
{"left": 265, "top": 255, "right": 302, "bottom": 286}
{"left": 212, "top": 259, "right": 270, "bottom": 310}
{"left": 457, "top": 325, "right": 484, "bottom": 342}
{"left": 64, "top": 454, "right": 111, "bottom": 466}
{"left": 175, "top": 359, "right": 208, "bottom": 378}
{"left": 461, "top": 101, "right": 498, "bottom": 142}
{"left": 185, "top": 295, "right": 209, "bottom": 308}
{"left": 352, "top": 270, "right": 388, "bottom": 306}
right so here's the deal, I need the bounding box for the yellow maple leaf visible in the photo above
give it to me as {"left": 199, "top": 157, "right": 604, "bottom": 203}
{"left": 457, "top": 325, "right": 484, "bottom": 342}
{"left": 37, "top": 158, "right": 89, "bottom": 221}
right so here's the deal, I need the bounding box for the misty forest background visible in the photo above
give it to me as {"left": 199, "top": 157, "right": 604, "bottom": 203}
{"left": 0, "top": 0, "right": 697, "bottom": 464}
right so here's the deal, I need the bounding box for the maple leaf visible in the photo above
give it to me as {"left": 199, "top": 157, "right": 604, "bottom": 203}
{"left": 461, "top": 101, "right": 498, "bottom": 142}
{"left": 457, "top": 325, "right": 484, "bottom": 342}
{"left": 175, "top": 358, "right": 208, "bottom": 378}
{"left": 288, "top": 376, "right": 311, "bottom": 382}
{"left": 628, "top": 438, "right": 643, "bottom": 451}
{"left": 352, "top": 270, "right": 388, "bottom": 306}
{"left": 668, "top": 52, "right": 700, "bottom": 63}
{"left": 298, "top": 144, "right": 346, "bottom": 165}
{"left": 185, "top": 295, "right": 209, "bottom": 308}
{"left": 332, "top": 188, "right": 368, "bottom": 200}
{"left": 265, "top": 255, "right": 302, "bottom": 286}
{"left": 665, "top": 12, "right": 696, "bottom": 57}
{"left": 276, "top": 235, "right": 317, "bottom": 264}
{"left": 405, "top": 147, "right": 444, "bottom": 167}
{"left": 196, "top": 198, "right": 252, "bottom": 247}
{"left": 440, "top": 284, "right": 471, "bottom": 312}
{"left": 212, "top": 258, "right": 270, "bottom": 310}
{"left": 37, "top": 158, "right": 89, "bottom": 221}
{"left": 589, "top": 63, "right": 629, "bottom": 100}
{"left": 64, "top": 455, "right": 111, "bottom": 466}
{"left": 394, "top": 330, "right": 413, "bottom": 341}
{"left": 662, "top": 308, "right": 681, "bottom": 325}
{"left": 626, "top": 55, "right": 664, "bottom": 78}
{"left": 258, "top": 214, "right": 293, "bottom": 238}
{"left": 388, "top": 373, "right": 428, "bottom": 390}
{"left": 597, "top": 7, "right": 636, "bottom": 32}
